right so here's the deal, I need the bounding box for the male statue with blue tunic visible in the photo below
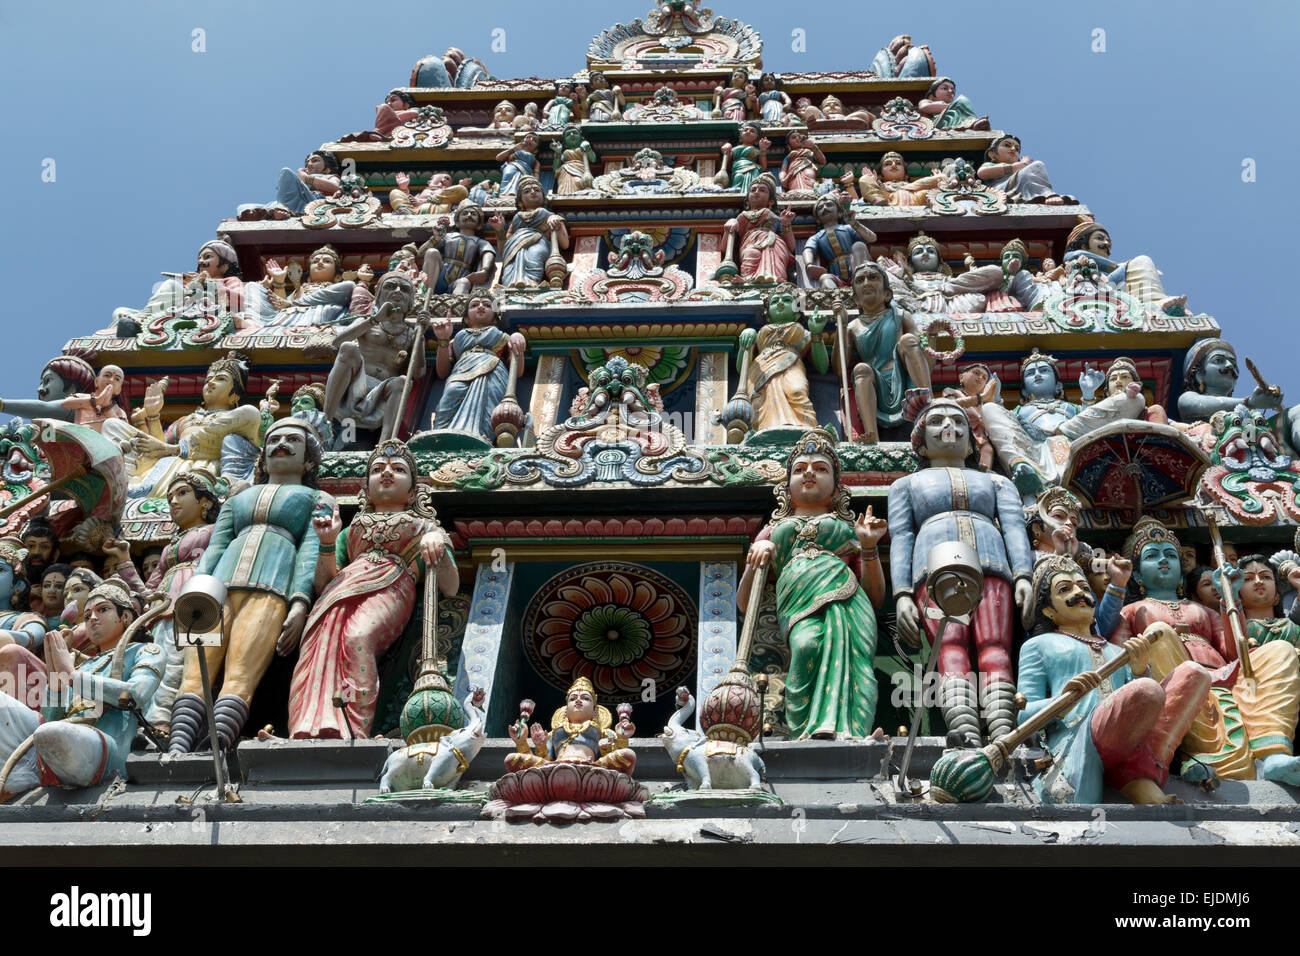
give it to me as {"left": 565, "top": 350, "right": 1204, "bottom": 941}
{"left": 168, "top": 418, "right": 331, "bottom": 754}
{"left": 796, "top": 194, "right": 875, "bottom": 289}
{"left": 888, "top": 396, "right": 1035, "bottom": 748}
{"left": 0, "top": 576, "right": 165, "bottom": 799}
{"left": 1018, "top": 554, "right": 1208, "bottom": 804}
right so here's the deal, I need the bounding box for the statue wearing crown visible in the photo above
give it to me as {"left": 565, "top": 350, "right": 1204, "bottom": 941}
{"left": 485, "top": 677, "right": 646, "bottom": 822}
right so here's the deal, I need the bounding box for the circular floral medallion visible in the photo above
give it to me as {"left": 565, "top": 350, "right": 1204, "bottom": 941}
{"left": 524, "top": 562, "right": 696, "bottom": 702}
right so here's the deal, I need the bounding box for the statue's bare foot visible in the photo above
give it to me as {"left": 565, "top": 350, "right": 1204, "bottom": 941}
{"left": 1158, "top": 294, "right": 1188, "bottom": 315}
{"left": 256, "top": 725, "right": 279, "bottom": 741}
{"left": 1044, "top": 194, "right": 1065, "bottom": 205}
{"left": 1121, "top": 777, "right": 1178, "bottom": 805}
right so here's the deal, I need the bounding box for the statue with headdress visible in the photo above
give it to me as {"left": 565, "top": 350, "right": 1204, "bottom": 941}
{"left": 1175, "top": 339, "right": 1300, "bottom": 456}
{"left": 486, "top": 675, "right": 646, "bottom": 822}
{"left": 240, "top": 244, "right": 356, "bottom": 329}
{"left": 1015, "top": 554, "right": 1208, "bottom": 804}
{"left": 1112, "top": 516, "right": 1300, "bottom": 787}
{"left": 0, "top": 354, "right": 98, "bottom": 424}
{"left": 289, "top": 438, "right": 457, "bottom": 739}
{"left": 498, "top": 175, "right": 569, "bottom": 287}
{"left": 979, "top": 348, "right": 1145, "bottom": 497}
{"left": 0, "top": 575, "right": 167, "bottom": 799}
{"left": 1063, "top": 220, "right": 1187, "bottom": 315}
{"left": 878, "top": 232, "right": 1004, "bottom": 314}
{"left": 738, "top": 428, "right": 887, "bottom": 739}
{"left": 719, "top": 171, "right": 795, "bottom": 284}
{"left": 127, "top": 351, "right": 263, "bottom": 500}
{"left": 887, "top": 397, "right": 1034, "bottom": 748}
{"left": 106, "top": 239, "right": 249, "bottom": 336}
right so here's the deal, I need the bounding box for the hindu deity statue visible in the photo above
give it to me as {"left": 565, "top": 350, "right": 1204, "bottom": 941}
{"left": 940, "top": 362, "right": 998, "bottom": 470}
{"left": 797, "top": 194, "right": 876, "bottom": 289}
{"left": 1175, "top": 339, "right": 1300, "bottom": 456}
{"left": 373, "top": 89, "right": 418, "bottom": 137}
{"left": 755, "top": 72, "right": 793, "bottom": 123}
{"left": 870, "top": 34, "right": 935, "bottom": 78}
{"left": 495, "top": 132, "right": 540, "bottom": 197}
{"left": 552, "top": 124, "right": 597, "bottom": 195}
{"left": 0, "top": 355, "right": 98, "bottom": 424}
{"left": 237, "top": 149, "right": 343, "bottom": 220}
{"left": 1018, "top": 555, "right": 1209, "bottom": 804}
{"left": 1024, "top": 486, "right": 1128, "bottom": 641}
{"left": 242, "top": 245, "right": 355, "bottom": 329}
{"left": 265, "top": 383, "right": 335, "bottom": 450}
{"left": 917, "top": 77, "right": 989, "bottom": 130}
{"left": 737, "top": 429, "right": 886, "bottom": 738}
{"left": 797, "top": 94, "right": 876, "bottom": 127}
{"left": 977, "top": 135, "right": 1068, "bottom": 204}
{"left": 323, "top": 273, "right": 427, "bottom": 444}
{"left": 1113, "top": 518, "right": 1300, "bottom": 786}
{"left": 856, "top": 152, "right": 942, "bottom": 207}
{"left": 51, "top": 364, "right": 136, "bottom": 455}
{"left": 581, "top": 71, "right": 624, "bottom": 122}
{"left": 721, "top": 173, "right": 795, "bottom": 283}
{"left": 713, "top": 67, "right": 754, "bottom": 121}
{"left": 881, "top": 233, "right": 1004, "bottom": 315}
{"left": 124, "top": 471, "right": 222, "bottom": 735}
{"left": 887, "top": 397, "right": 1035, "bottom": 746}
{"left": 488, "top": 99, "right": 535, "bottom": 130}
{"left": 507, "top": 676, "right": 636, "bottom": 772}
{"left": 719, "top": 122, "right": 770, "bottom": 195}
{"left": 542, "top": 80, "right": 577, "bottom": 126}
{"left": 982, "top": 239, "right": 1049, "bottom": 312}
{"left": 837, "top": 261, "right": 931, "bottom": 444}
{"left": 289, "top": 439, "right": 458, "bottom": 739}
{"left": 430, "top": 292, "right": 526, "bottom": 442}
{"left": 0, "top": 575, "right": 165, "bottom": 799}
{"left": 737, "top": 285, "right": 826, "bottom": 431}
{"left": 168, "top": 419, "right": 331, "bottom": 754}
{"left": 388, "top": 172, "right": 470, "bottom": 215}
{"left": 107, "top": 240, "right": 249, "bottom": 336}
{"left": 128, "top": 351, "right": 262, "bottom": 500}
{"left": 1233, "top": 553, "right": 1300, "bottom": 648}
{"left": 0, "top": 543, "right": 50, "bottom": 659}
{"left": 778, "top": 129, "right": 825, "bottom": 195}
{"left": 415, "top": 201, "right": 499, "bottom": 295}
{"left": 498, "top": 176, "right": 568, "bottom": 287}
{"left": 1063, "top": 221, "right": 1187, "bottom": 315}
{"left": 980, "top": 348, "right": 1145, "bottom": 496}
{"left": 1099, "top": 356, "right": 1171, "bottom": 425}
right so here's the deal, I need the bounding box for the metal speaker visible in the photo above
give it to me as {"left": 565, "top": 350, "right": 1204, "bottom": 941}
{"left": 174, "top": 574, "right": 228, "bottom": 634}
{"left": 925, "top": 542, "right": 984, "bottom": 619}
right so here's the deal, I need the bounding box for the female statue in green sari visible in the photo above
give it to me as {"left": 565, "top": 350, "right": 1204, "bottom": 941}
{"left": 737, "top": 428, "right": 887, "bottom": 738}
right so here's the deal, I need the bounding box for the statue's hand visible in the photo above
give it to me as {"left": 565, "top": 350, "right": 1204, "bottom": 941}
{"left": 894, "top": 595, "right": 921, "bottom": 649}
{"left": 1078, "top": 364, "right": 1105, "bottom": 401}
{"left": 1107, "top": 554, "right": 1132, "bottom": 588}
{"left": 101, "top": 538, "right": 131, "bottom": 566}
{"left": 1014, "top": 578, "right": 1034, "bottom": 624}
{"left": 854, "top": 505, "right": 887, "bottom": 548}
{"left": 529, "top": 722, "right": 548, "bottom": 749}
{"left": 806, "top": 311, "right": 827, "bottom": 335}
{"left": 1050, "top": 524, "right": 1077, "bottom": 556}
{"left": 418, "top": 531, "right": 448, "bottom": 569}
{"left": 130, "top": 433, "right": 172, "bottom": 458}
{"left": 1062, "top": 670, "right": 1102, "bottom": 697}
{"left": 141, "top": 377, "right": 169, "bottom": 418}
{"left": 276, "top": 600, "right": 309, "bottom": 657}
{"left": 430, "top": 317, "right": 454, "bottom": 342}
{"left": 508, "top": 332, "right": 527, "bottom": 360}
{"left": 1246, "top": 385, "right": 1283, "bottom": 411}
{"left": 737, "top": 328, "right": 757, "bottom": 352}
{"left": 1123, "top": 635, "right": 1151, "bottom": 677}
{"left": 1212, "top": 563, "right": 1243, "bottom": 602}
{"left": 313, "top": 503, "right": 342, "bottom": 548}
{"left": 394, "top": 171, "right": 410, "bottom": 191}
{"left": 720, "top": 143, "right": 733, "bottom": 155}
{"left": 746, "top": 539, "right": 776, "bottom": 569}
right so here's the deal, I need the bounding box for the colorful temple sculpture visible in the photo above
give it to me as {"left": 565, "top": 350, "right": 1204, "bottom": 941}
{"left": 2, "top": 3, "right": 1297, "bottom": 858}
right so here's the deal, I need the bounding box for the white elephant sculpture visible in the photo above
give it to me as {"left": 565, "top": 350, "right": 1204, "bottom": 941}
{"left": 660, "top": 686, "right": 766, "bottom": 791}
{"left": 378, "top": 687, "right": 487, "bottom": 793}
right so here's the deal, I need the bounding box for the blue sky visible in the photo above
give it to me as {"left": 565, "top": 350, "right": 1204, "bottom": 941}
{"left": 1, "top": 0, "right": 1296, "bottom": 401}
